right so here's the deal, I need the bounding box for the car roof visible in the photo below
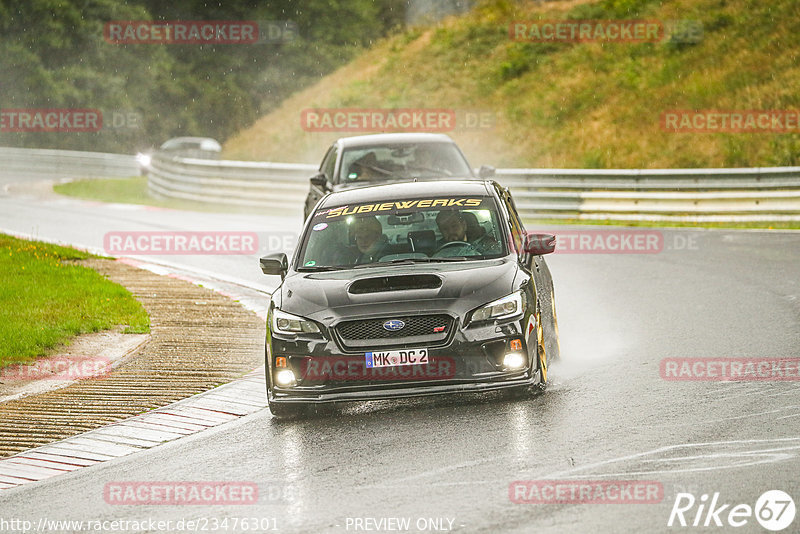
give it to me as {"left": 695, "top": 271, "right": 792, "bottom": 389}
{"left": 160, "top": 137, "right": 221, "bottom": 151}
{"left": 336, "top": 133, "right": 455, "bottom": 149}
{"left": 318, "top": 179, "right": 496, "bottom": 207}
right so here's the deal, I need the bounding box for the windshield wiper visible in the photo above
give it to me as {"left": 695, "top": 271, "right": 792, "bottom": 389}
{"left": 297, "top": 265, "right": 343, "bottom": 272}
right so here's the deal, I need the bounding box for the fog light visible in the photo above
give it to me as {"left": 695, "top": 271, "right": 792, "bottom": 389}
{"left": 275, "top": 369, "right": 296, "bottom": 387}
{"left": 503, "top": 352, "right": 526, "bottom": 369}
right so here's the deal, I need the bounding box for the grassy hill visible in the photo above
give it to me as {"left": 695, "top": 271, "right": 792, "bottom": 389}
{"left": 224, "top": 0, "right": 800, "bottom": 169}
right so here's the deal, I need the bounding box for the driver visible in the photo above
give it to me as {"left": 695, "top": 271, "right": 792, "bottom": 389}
{"left": 349, "top": 152, "right": 384, "bottom": 181}
{"left": 411, "top": 145, "right": 449, "bottom": 175}
{"left": 435, "top": 210, "right": 499, "bottom": 254}
{"left": 351, "top": 215, "right": 389, "bottom": 264}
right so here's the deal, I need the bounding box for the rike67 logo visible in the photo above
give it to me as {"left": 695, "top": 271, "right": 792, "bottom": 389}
{"left": 668, "top": 490, "right": 796, "bottom": 531}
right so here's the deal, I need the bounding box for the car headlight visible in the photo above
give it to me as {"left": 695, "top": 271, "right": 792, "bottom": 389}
{"left": 469, "top": 291, "right": 525, "bottom": 323}
{"left": 136, "top": 153, "right": 151, "bottom": 168}
{"left": 272, "top": 309, "right": 320, "bottom": 335}
{"left": 275, "top": 369, "right": 297, "bottom": 387}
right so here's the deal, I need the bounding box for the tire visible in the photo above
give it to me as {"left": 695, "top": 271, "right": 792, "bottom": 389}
{"left": 540, "top": 286, "right": 561, "bottom": 362}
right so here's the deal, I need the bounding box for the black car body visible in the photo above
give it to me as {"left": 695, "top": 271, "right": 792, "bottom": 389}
{"left": 262, "top": 180, "right": 559, "bottom": 417}
{"left": 303, "top": 133, "right": 495, "bottom": 218}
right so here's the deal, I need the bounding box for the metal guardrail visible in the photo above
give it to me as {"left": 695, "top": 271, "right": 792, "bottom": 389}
{"left": 5, "top": 147, "right": 798, "bottom": 222}
{"left": 147, "top": 153, "right": 316, "bottom": 210}
{"left": 497, "top": 167, "right": 800, "bottom": 221}
{"left": 149, "top": 153, "right": 800, "bottom": 222}
{"left": 0, "top": 147, "right": 138, "bottom": 179}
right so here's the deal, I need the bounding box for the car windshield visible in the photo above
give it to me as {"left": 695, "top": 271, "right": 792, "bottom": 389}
{"left": 337, "top": 142, "right": 472, "bottom": 184}
{"left": 298, "top": 195, "right": 507, "bottom": 269}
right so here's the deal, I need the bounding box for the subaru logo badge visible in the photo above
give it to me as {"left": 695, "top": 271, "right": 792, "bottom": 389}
{"left": 383, "top": 319, "right": 405, "bottom": 332}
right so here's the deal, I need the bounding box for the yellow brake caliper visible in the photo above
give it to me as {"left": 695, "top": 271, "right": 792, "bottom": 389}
{"left": 537, "top": 312, "right": 547, "bottom": 382}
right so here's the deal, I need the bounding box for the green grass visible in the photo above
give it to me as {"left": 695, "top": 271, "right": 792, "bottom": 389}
{"left": 225, "top": 0, "right": 800, "bottom": 169}
{"left": 53, "top": 177, "right": 267, "bottom": 214}
{"left": 54, "top": 176, "right": 160, "bottom": 205}
{"left": 0, "top": 234, "right": 150, "bottom": 368}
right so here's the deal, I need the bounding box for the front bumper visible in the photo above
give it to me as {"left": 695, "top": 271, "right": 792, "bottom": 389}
{"left": 267, "top": 315, "right": 541, "bottom": 405}
{"left": 269, "top": 374, "right": 541, "bottom": 404}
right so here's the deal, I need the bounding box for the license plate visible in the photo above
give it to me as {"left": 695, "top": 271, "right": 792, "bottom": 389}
{"left": 365, "top": 349, "right": 429, "bottom": 368}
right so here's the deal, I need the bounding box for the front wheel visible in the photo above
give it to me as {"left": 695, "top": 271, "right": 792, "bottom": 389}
{"left": 540, "top": 287, "right": 561, "bottom": 363}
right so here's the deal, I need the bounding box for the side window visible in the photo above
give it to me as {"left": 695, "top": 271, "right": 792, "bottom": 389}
{"left": 503, "top": 194, "right": 524, "bottom": 256}
{"left": 321, "top": 145, "right": 338, "bottom": 182}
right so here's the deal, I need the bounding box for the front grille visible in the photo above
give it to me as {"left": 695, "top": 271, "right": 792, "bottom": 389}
{"left": 336, "top": 314, "right": 453, "bottom": 349}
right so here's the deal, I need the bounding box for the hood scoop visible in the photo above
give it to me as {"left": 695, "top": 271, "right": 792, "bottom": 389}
{"left": 348, "top": 274, "right": 442, "bottom": 294}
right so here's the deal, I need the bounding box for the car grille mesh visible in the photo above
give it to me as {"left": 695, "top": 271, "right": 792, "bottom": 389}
{"left": 336, "top": 314, "right": 452, "bottom": 349}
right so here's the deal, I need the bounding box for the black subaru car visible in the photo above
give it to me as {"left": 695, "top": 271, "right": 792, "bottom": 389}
{"left": 261, "top": 180, "right": 559, "bottom": 417}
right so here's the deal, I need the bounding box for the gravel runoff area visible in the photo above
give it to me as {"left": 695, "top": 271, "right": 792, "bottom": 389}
{"left": 0, "top": 258, "right": 266, "bottom": 458}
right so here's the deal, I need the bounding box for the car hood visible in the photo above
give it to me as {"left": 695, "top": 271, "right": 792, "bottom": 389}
{"left": 277, "top": 259, "right": 521, "bottom": 324}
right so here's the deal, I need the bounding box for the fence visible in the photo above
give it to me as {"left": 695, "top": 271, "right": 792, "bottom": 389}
{"left": 0, "top": 147, "right": 137, "bottom": 179}
{"left": 148, "top": 153, "right": 800, "bottom": 222}
{"left": 3, "top": 147, "right": 798, "bottom": 222}
{"left": 147, "top": 153, "right": 315, "bottom": 210}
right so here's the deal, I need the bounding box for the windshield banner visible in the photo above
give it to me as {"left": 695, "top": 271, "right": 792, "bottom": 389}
{"left": 316, "top": 198, "right": 486, "bottom": 219}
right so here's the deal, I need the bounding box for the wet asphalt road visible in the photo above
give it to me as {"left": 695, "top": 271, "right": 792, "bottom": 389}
{"left": 1, "top": 185, "right": 799, "bottom": 533}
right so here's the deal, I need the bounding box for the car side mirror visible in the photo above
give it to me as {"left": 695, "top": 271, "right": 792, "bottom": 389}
{"left": 478, "top": 165, "right": 496, "bottom": 178}
{"left": 260, "top": 253, "right": 288, "bottom": 279}
{"left": 524, "top": 233, "right": 556, "bottom": 256}
{"left": 310, "top": 173, "right": 330, "bottom": 190}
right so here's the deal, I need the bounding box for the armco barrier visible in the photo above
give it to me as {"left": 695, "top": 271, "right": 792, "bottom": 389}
{"left": 5, "top": 146, "right": 799, "bottom": 223}
{"left": 0, "top": 147, "right": 137, "bottom": 179}
{"left": 149, "top": 153, "right": 800, "bottom": 222}
{"left": 499, "top": 167, "right": 800, "bottom": 222}
{"left": 147, "top": 153, "right": 316, "bottom": 210}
